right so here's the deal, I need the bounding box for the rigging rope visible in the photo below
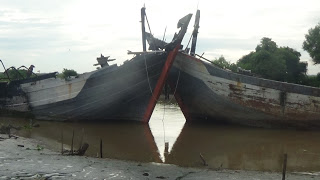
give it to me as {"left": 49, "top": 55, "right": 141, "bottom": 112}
{"left": 185, "top": 34, "right": 193, "bottom": 51}
{"left": 145, "top": 13, "right": 153, "bottom": 36}
{"left": 144, "top": 10, "right": 162, "bottom": 50}
{"left": 162, "top": 102, "right": 166, "bottom": 145}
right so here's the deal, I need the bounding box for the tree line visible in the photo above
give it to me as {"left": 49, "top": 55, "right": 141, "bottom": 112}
{"left": 212, "top": 23, "right": 320, "bottom": 88}
{"left": 0, "top": 68, "right": 78, "bottom": 82}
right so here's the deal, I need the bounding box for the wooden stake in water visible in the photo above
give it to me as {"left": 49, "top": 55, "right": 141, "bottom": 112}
{"left": 78, "top": 128, "right": 84, "bottom": 151}
{"left": 61, "top": 130, "right": 64, "bottom": 155}
{"left": 164, "top": 142, "right": 169, "bottom": 154}
{"left": 200, "top": 153, "right": 208, "bottom": 166}
{"left": 282, "top": 153, "right": 287, "bottom": 180}
{"left": 71, "top": 130, "right": 74, "bottom": 155}
{"left": 100, "top": 138, "right": 103, "bottom": 158}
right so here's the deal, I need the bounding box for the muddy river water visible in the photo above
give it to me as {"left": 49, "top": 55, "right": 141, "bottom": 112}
{"left": 1, "top": 103, "right": 320, "bottom": 172}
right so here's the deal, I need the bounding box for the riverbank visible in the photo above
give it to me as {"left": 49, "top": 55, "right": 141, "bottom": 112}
{"left": 0, "top": 134, "right": 318, "bottom": 180}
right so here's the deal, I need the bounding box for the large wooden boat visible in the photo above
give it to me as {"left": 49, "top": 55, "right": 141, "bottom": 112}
{"left": 0, "top": 8, "right": 192, "bottom": 122}
{"left": 169, "top": 53, "right": 320, "bottom": 129}
{"left": 168, "top": 10, "right": 320, "bottom": 129}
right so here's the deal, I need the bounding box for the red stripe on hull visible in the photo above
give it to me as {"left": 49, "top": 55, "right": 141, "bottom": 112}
{"left": 180, "top": 53, "right": 202, "bottom": 63}
{"left": 142, "top": 45, "right": 181, "bottom": 123}
{"left": 171, "top": 89, "right": 191, "bottom": 122}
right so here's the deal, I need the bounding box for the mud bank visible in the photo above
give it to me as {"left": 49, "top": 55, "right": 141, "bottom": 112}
{"left": 0, "top": 134, "right": 318, "bottom": 180}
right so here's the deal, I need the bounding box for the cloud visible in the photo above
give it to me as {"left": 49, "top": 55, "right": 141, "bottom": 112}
{"left": 0, "top": 0, "right": 320, "bottom": 75}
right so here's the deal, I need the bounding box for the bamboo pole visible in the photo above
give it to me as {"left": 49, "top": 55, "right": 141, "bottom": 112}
{"left": 78, "top": 128, "right": 84, "bottom": 151}
{"left": 282, "top": 153, "right": 288, "bottom": 180}
{"left": 200, "top": 153, "right": 208, "bottom": 166}
{"left": 71, "top": 130, "right": 74, "bottom": 155}
{"left": 100, "top": 138, "right": 103, "bottom": 158}
{"left": 61, "top": 130, "right": 64, "bottom": 154}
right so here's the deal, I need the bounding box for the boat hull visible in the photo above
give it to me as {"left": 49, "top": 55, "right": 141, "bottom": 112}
{"left": 4, "top": 53, "right": 168, "bottom": 122}
{"left": 168, "top": 53, "right": 320, "bottom": 129}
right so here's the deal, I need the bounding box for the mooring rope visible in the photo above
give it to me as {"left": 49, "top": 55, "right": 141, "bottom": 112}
{"left": 143, "top": 51, "right": 167, "bottom": 146}
{"left": 143, "top": 51, "right": 182, "bottom": 148}
{"left": 143, "top": 53, "right": 158, "bottom": 102}
{"left": 167, "top": 70, "right": 181, "bottom": 104}
{"left": 143, "top": 52, "right": 181, "bottom": 104}
{"left": 162, "top": 102, "right": 166, "bottom": 145}
{"left": 161, "top": 70, "right": 180, "bottom": 145}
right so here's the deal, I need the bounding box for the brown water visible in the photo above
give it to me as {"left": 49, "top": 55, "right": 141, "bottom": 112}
{"left": 1, "top": 104, "right": 320, "bottom": 172}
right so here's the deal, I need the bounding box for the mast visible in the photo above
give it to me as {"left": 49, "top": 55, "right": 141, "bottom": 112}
{"left": 141, "top": 7, "right": 147, "bottom": 52}
{"left": 190, "top": 10, "right": 200, "bottom": 56}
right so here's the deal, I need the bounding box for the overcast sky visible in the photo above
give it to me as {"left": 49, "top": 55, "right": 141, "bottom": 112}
{"left": 0, "top": 0, "right": 319, "bottom": 74}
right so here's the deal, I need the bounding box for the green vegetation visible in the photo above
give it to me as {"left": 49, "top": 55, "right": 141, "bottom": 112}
{"left": 0, "top": 73, "right": 6, "bottom": 82}
{"left": 0, "top": 69, "right": 29, "bottom": 82}
{"left": 211, "top": 56, "right": 237, "bottom": 72}
{"left": 57, "top": 68, "right": 78, "bottom": 80}
{"left": 1, "top": 68, "right": 78, "bottom": 82}
{"left": 237, "top": 37, "right": 307, "bottom": 84}
{"left": 212, "top": 37, "right": 320, "bottom": 88}
{"left": 301, "top": 73, "right": 320, "bottom": 87}
{"left": 303, "top": 23, "right": 320, "bottom": 64}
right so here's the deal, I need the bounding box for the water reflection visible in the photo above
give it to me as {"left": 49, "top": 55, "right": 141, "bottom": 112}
{"left": 2, "top": 104, "right": 320, "bottom": 172}
{"left": 166, "top": 123, "right": 320, "bottom": 172}
{"left": 149, "top": 103, "right": 185, "bottom": 161}
{"left": 1, "top": 117, "right": 162, "bottom": 163}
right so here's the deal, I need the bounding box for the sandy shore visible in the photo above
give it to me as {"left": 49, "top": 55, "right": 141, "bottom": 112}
{"left": 0, "top": 134, "right": 318, "bottom": 180}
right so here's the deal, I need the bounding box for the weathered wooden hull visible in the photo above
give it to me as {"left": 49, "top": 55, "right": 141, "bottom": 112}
{"left": 168, "top": 53, "right": 320, "bottom": 129}
{"left": 1, "top": 11, "right": 193, "bottom": 122}
{"left": 2, "top": 53, "right": 169, "bottom": 122}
